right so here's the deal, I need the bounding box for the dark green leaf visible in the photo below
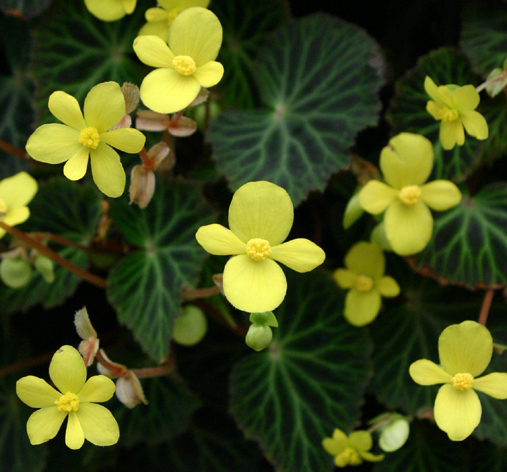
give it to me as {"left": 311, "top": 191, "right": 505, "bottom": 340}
{"left": 208, "top": 13, "right": 383, "bottom": 206}
{"left": 230, "top": 270, "right": 373, "bottom": 472}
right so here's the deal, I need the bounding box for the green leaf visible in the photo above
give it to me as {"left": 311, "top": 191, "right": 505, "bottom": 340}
{"left": 113, "top": 375, "right": 201, "bottom": 447}
{"left": 387, "top": 48, "right": 485, "bottom": 183}
{"left": 107, "top": 180, "right": 215, "bottom": 362}
{"left": 469, "top": 440, "right": 507, "bottom": 472}
{"left": 415, "top": 183, "right": 507, "bottom": 288}
{"left": 0, "top": 0, "right": 52, "bottom": 17}
{"left": 29, "top": 0, "right": 145, "bottom": 124}
{"left": 211, "top": 0, "right": 289, "bottom": 109}
{"left": 229, "top": 270, "right": 372, "bottom": 472}
{"left": 373, "top": 420, "right": 468, "bottom": 472}
{"left": 208, "top": 13, "right": 383, "bottom": 206}
{"left": 0, "top": 178, "right": 101, "bottom": 312}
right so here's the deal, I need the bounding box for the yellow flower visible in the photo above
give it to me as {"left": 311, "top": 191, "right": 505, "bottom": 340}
{"left": 0, "top": 172, "right": 38, "bottom": 238}
{"left": 138, "top": 0, "right": 210, "bottom": 41}
{"left": 84, "top": 0, "right": 136, "bottom": 21}
{"left": 424, "top": 76, "right": 488, "bottom": 150}
{"left": 195, "top": 181, "right": 326, "bottom": 312}
{"left": 26, "top": 82, "right": 146, "bottom": 198}
{"left": 322, "top": 428, "right": 384, "bottom": 467}
{"left": 410, "top": 321, "right": 507, "bottom": 441}
{"left": 133, "top": 7, "right": 224, "bottom": 114}
{"left": 333, "top": 242, "right": 399, "bottom": 326}
{"left": 358, "top": 133, "right": 462, "bottom": 256}
{"left": 16, "top": 345, "right": 119, "bottom": 449}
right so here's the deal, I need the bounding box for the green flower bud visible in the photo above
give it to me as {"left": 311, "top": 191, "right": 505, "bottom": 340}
{"left": 0, "top": 257, "right": 32, "bottom": 288}
{"left": 34, "top": 254, "right": 55, "bottom": 284}
{"left": 246, "top": 324, "right": 273, "bottom": 351}
{"left": 378, "top": 416, "right": 410, "bottom": 452}
{"left": 173, "top": 305, "right": 208, "bottom": 346}
{"left": 343, "top": 193, "right": 364, "bottom": 229}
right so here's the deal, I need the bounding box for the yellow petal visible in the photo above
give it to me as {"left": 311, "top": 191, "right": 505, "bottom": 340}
{"left": 323, "top": 428, "right": 348, "bottom": 455}
{"left": 420, "top": 180, "right": 462, "bottom": 211}
{"left": 460, "top": 110, "right": 489, "bottom": 140}
{"left": 48, "top": 91, "right": 86, "bottom": 130}
{"left": 384, "top": 200, "right": 433, "bottom": 256}
{"left": 83, "top": 82, "right": 125, "bottom": 132}
{"left": 376, "top": 276, "right": 400, "bottom": 297}
{"left": 453, "top": 85, "right": 480, "bottom": 110}
{"left": 424, "top": 76, "right": 451, "bottom": 106}
{"left": 358, "top": 180, "right": 398, "bottom": 214}
{"left": 26, "top": 124, "right": 81, "bottom": 164}
{"left": 426, "top": 100, "right": 443, "bottom": 120}
{"left": 63, "top": 147, "right": 90, "bottom": 181}
{"left": 78, "top": 375, "right": 116, "bottom": 403}
{"left": 0, "top": 172, "right": 38, "bottom": 209}
{"left": 16, "top": 376, "right": 61, "bottom": 407}
{"left": 193, "top": 61, "right": 224, "bottom": 87}
{"left": 89, "top": 144, "right": 126, "bottom": 198}
{"left": 122, "top": 0, "right": 136, "bottom": 14}
{"left": 473, "top": 373, "right": 507, "bottom": 399}
{"left": 380, "top": 133, "right": 433, "bottom": 188}
{"left": 159, "top": 0, "right": 210, "bottom": 8}
{"left": 439, "top": 120, "right": 463, "bottom": 150}
{"left": 344, "top": 241, "right": 385, "bottom": 278}
{"left": 76, "top": 403, "right": 120, "bottom": 446}
{"left": 322, "top": 438, "right": 342, "bottom": 456}
{"left": 26, "top": 407, "right": 67, "bottom": 445}
{"left": 140, "top": 68, "right": 201, "bottom": 114}
{"left": 359, "top": 451, "right": 385, "bottom": 463}
{"left": 349, "top": 431, "right": 372, "bottom": 451}
{"left": 439, "top": 321, "right": 492, "bottom": 376}
{"left": 409, "top": 359, "right": 452, "bottom": 385}
{"left": 269, "top": 239, "right": 325, "bottom": 273}
{"left": 49, "top": 345, "right": 87, "bottom": 395}
{"left": 333, "top": 268, "right": 356, "bottom": 289}
{"left": 138, "top": 20, "right": 169, "bottom": 41}
{"left": 84, "top": 0, "right": 127, "bottom": 21}
{"left": 344, "top": 289, "right": 381, "bottom": 326}
{"left": 65, "top": 411, "right": 85, "bottom": 449}
{"left": 2, "top": 207, "right": 30, "bottom": 229}
{"left": 228, "top": 181, "right": 294, "bottom": 246}
{"left": 223, "top": 255, "right": 287, "bottom": 312}
{"left": 133, "top": 35, "right": 174, "bottom": 67}
{"left": 195, "top": 224, "right": 246, "bottom": 255}
{"left": 101, "top": 128, "right": 146, "bottom": 153}
{"left": 434, "top": 384, "right": 481, "bottom": 441}
{"left": 168, "top": 7, "right": 222, "bottom": 66}
{"left": 145, "top": 7, "right": 169, "bottom": 22}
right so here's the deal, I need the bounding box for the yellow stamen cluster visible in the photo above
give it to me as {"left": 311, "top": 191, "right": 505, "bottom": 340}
{"left": 246, "top": 238, "right": 271, "bottom": 261}
{"left": 172, "top": 55, "right": 196, "bottom": 76}
{"left": 438, "top": 106, "right": 459, "bottom": 122}
{"left": 452, "top": 372, "right": 474, "bottom": 391}
{"left": 78, "top": 127, "right": 100, "bottom": 149}
{"left": 354, "top": 275, "right": 373, "bottom": 292}
{"left": 399, "top": 185, "right": 422, "bottom": 205}
{"left": 167, "top": 7, "right": 185, "bottom": 24}
{"left": 55, "top": 392, "right": 80, "bottom": 412}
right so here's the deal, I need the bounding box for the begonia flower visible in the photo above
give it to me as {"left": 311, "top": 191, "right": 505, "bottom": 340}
{"left": 0, "top": 172, "right": 38, "bottom": 238}
{"left": 195, "top": 181, "right": 325, "bottom": 312}
{"left": 322, "top": 428, "right": 384, "bottom": 467}
{"left": 138, "top": 0, "right": 210, "bottom": 41}
{"left": 333, "top": 242, "right": 399, "bottom": 326}
{"left": 409, "top": 320, "right": 507, "bottom": 441}
{"left": 358, "top": 133, "right": 462, "bottom": 256}
{"left": 84, "top": 0, "right": 136, "bottom": 21}
{"left": 424, "top": 76, "right": 488, "bottom": 150}
{"left": 16, "top": 345, "right": 119, "bottom": 449}
{"left": 133, "top": 7, "right": 224, "bottom": 114}
{"left": 26, "top": 82, "right": 146, "bottom": 198}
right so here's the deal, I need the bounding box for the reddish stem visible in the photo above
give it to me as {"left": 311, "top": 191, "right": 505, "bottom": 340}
{"left": 0, "top": 138, "right": 28, "bottom": 160}
{"left": 478, "top": 289, "right": 494, "bottom": 326}
{"left": 181, "top": 285, "right": 222, "bottom": 298}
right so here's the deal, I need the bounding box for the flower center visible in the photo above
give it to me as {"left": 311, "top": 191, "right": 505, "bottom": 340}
{"left": 399, "top": 185, "right": 422, "bottom": 205}
{"left": 341, "top": 447, "right": 361, "bottom": 466}
{"left": 78, "top": 127, "right": 100, "bottom": 149}
{"left": 167, "top": 7, "right": 185, "bottom": 24}
{"left": 355, "top": 275, "right": 373, "bottom": 292}
{"left": 172, "top": 55, "right": 196, "bottom": 76}
{"left": 452, "top": 372, "right": 474, "bottom": 391}
{"left": 246, "top": 238, "right": 271, "bottom": 261}
{"left": 55, "top": 391, "right": 80, "bottom": 412}
{"left": 438, "top": 106, "right": 459, "bottom": 122}
{"left": 0, "top": 198, "right": 7, "bottom": 218}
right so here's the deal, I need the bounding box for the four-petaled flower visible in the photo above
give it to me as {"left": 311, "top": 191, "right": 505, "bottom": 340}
{"left": 333, "top": 242, "right": 400, "bottom": 326}
{"left": 138, "top": 0, "right": 210, "bottom": 41}
{"left": 409, "top": 320, "right": 507, "bottom": 441}
{"left": 84, "top": 0, "right": 136, "bottom": 21}
{"left": 133, "top": 7, "right": 224, "bottom": 114}
{"left": 26, "top": 82, "right": 146, "bottom": 198}
{"left": 16, "top": 345, "right": 119, "bottom": 449}
{"left": 358, "top": 132, "right": 462, "bottom": 256}
{"left": 195, "top": 181, "right": 326, "bottom": 313}
{"left": 424, "top": 76, "right": 488, "bottom": 150}
{"left": 322, "top": 428, "right": 384, "bottom": 468}
{"left": 0, "top": 172, "right": 38, "bottom": 239}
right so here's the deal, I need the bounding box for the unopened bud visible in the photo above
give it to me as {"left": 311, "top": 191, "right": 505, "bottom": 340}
{"left": 130, "top": 165, "right": 155, "bottom": 209}
{"left": 378, "top": 416, "right": 410, "bottom": 452}
{"left": 0, "top": 257, "right": 32, "bottom": 288}
{"left": 74, "top": 307, "right": 99, "bottom": 366}
{"left": 343, "top": 193, "right": 364, "bottom": 229}
{"left": 96, "top": 349, "right": 127, "bottom": 378}
{"left": 168, "top": 116, "right": 197, "bottom": 137}
{"left": 173, "top": 305, "right": 208, "bottom": 346}
{"left": 246, "top": 324, "right": 273, "bottom": 352}
{"left": 121, "top": 83, "right": 140, "bottom": 114}
{"left": 189, "top": 88, "right": 209, "bottom": 107}
{"left": 370, "top": 222, "right": 392, "bottom": 252}
{"left": 136, "top": 110, "right": 170, "bottom": 131}
{"left": 34, "top": 254, "right": 55, "bottom": 283}
{"left": 116, "top": 370, "right": 148, "bottom": 408}
{"left": 147, "top": 142, "right": 170, "bottom": 170}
